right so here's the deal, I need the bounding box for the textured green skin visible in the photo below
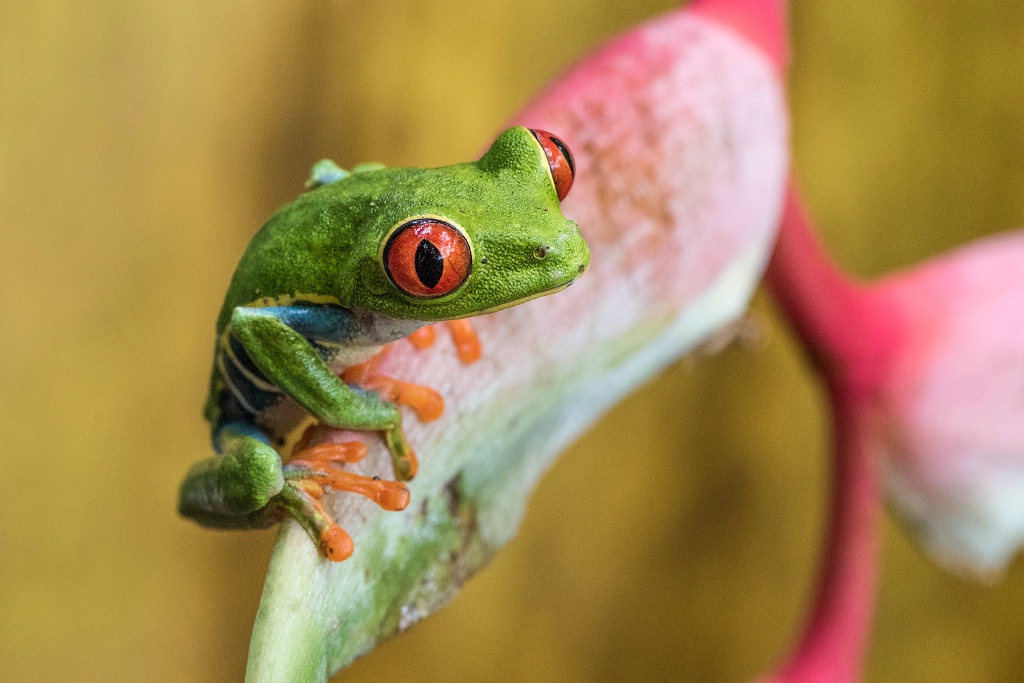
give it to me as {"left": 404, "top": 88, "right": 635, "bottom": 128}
{"left": 179, "top": 424, "right": 286, "bottom": 527}
{"left": 216, "top": 126, "right": 588, "bottom": 331}
{"left": 179, "top": 126, "right": 589, "bottom": 538}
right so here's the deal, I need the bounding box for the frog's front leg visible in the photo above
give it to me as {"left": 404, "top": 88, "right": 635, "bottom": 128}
{"left": 230, "top": 306, "right": 419, "bottom": 479}
{"left": 179, "top": 423, "right": 409, "bottom": 561}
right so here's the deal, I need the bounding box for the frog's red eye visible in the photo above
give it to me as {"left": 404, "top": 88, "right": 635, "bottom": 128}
{"left": 383, "top": 219, "right": 472, "bottom": 298}
{"left": 530, "top": 128, "right": 575, "bottom": 201}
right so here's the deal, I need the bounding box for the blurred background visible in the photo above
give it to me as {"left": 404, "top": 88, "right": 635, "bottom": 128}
{"left": 2, "top": 1, "right": 1024, "bottom": 680}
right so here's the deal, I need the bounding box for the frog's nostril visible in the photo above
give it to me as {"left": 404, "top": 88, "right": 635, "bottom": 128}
{"left": 578, "top": 263, "right": 587, "bottom": 274}
{"left": 534, "top": 245, "right": 551, "bottom": 260}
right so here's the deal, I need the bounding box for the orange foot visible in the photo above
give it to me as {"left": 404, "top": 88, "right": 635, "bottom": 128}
{"left": 341, "top": 345, "right": 445, "bottom": 422}
{"left": 408, "top": 320, "right": 482, "bottom": 364}
{"left": 281, "top": 441, "right": 411, "bottom": 562}
{"left": 291, "top": 319, "right": 482, "bottom": 561}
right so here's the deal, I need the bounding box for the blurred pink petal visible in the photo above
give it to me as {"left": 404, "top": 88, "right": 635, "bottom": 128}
{"left": 875, "top": 230, "right": 1024, "bottom": 576}
{"left": 767, "top": 189, "right": 1024, "bottom": 681}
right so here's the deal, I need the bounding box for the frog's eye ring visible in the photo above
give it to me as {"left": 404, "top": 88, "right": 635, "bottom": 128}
{"left": 530, "top": 128, "right": 575, "bottom": 201}
{"left": 383, "top": 218, "right": 472, "bottom": 298}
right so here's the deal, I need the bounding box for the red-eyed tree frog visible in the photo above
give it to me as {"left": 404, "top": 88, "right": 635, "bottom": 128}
{"left": 178, "top": 127, "right": 589, "bottom": 561}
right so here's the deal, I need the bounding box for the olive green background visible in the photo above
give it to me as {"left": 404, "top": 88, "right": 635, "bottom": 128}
{"left": 2, "top": 1, "right": 1023, "bottom": 681}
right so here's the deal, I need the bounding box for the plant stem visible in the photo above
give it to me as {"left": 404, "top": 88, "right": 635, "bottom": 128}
{"left": 762, "top": 184, "right": 898, "bottom": 682}
{"left": 773, "top": 389, "right": 880, "bottom": 683}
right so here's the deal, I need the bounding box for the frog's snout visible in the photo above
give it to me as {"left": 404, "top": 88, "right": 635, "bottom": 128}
{"left": 531, "top": 229, "right": 590, "bottom": 289}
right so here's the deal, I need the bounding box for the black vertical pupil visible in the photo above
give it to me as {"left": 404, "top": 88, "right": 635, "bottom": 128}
{"left": 550, "top": 135, "right": 575, "bottom": 177}
{"left": 415, "top": 239, "right": 444, "bottom": 288}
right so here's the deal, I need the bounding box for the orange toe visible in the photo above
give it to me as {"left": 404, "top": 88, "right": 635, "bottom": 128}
{"left": 293, "top": 441, "right": 368, "bottom": 465}
{"left": 407, "top": 325, "right": 437, "bottom": 349}
{"left": 445, "top": 320, "right": 482, "bottom": 364}
{"left": 278, "top": 480, "right": 357, "bottom": 562}
{"left": 388, "top": 379, "right": 444, "bottom": 422}
{"left": 319, "top": 525, "right": 354, "bottom": 562}
{"left": 342, "top": 357, "right": 445, "bottom": 423}
{"left": 321, "top": 469, "right": 411, "bottom": 511}
{"left": 287, "top": 458, "right": 411, "bottom": 512}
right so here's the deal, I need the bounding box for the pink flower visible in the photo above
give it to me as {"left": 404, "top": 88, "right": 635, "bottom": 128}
{"left": 767, "top": 179, "right": 1024, "bottom": 682}
{"left": 711, "top": 1, "right": 1024, "bottom": 678}
{"left": 874, "top": 230, "right": 1024, "bottom": 576}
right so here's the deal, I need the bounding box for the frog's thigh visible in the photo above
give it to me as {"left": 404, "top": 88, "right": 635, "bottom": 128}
{"left": 178, "top": 422, "right": 284, "bottom": 522}
{"left": 229, "top": 306, "right": 400, "bottom": 430}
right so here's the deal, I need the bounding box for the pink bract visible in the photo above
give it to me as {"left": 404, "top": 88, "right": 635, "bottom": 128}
{"left": 703, "top": 0, "right": 1024, "bottom": 679}
{"left": 876, "top": 230, "right": 1024, "bottom": 576}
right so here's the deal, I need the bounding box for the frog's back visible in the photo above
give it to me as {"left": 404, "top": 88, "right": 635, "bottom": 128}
{"left": 214, "top": 185, "right": 362, "bottom": 334}
{"left": 212, "top": 165, "right": 446, "bottom": 332}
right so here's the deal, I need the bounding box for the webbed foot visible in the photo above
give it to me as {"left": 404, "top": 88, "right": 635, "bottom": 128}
{"left": 280, "top": 441, "right": 411, "bottom": 562}
{"left": 325, "top": 320, "right": 482, "bottom": 490}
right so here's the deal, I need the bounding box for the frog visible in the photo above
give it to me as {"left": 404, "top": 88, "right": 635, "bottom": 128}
{"left": 177, "top": 126, "right": 589, "bottom": 562}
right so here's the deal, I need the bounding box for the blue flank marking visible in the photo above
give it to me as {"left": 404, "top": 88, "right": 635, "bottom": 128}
{"left": 227, "top": 335, "right": 270, "bottom": 385}
{"left": 214, "top": 421, "right": 272, "bottom": 453}
{"left": 218, "top": 346, "right": 282, "bottom": 414}
{"left": 258, "top": 305, "right": 359, "bottom": 343}
{"left": 212, "top": 303, "right": 360, "bottom": 438}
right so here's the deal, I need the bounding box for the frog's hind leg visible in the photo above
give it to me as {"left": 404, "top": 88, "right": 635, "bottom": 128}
{"left": 281, "top": 440, "right": 411, "bottom": 561}
{"left": 338, "top": 325, "right": 480, "bottom": 480}
{"left": 179, "top": 422, "right": 409, "bottom": 562}
{"left": 178, "top": 422, "right": 286, "bottom": 529}
{"left": 229, "top": 305, "right": 421, "bottom": 482}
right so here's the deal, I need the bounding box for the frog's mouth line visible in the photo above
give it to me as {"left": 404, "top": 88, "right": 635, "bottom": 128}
{"left": 466, "top": 278, "right": 577, "bottom": 318}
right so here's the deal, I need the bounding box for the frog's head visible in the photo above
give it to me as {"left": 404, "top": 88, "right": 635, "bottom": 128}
{"left": 348, "top": 126, "right": 590, "bottom": 321}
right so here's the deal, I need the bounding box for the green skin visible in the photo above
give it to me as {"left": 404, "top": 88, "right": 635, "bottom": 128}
{"left": 177, "top": 127, "right": 590, "bottom": 547}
